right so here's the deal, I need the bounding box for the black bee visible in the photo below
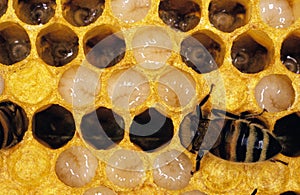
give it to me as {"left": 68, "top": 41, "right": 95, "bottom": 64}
{"left": 179, "top": 85, "right": 287, "bottom": 173}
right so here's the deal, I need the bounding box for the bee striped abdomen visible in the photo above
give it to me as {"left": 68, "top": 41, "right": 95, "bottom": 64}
{"left": 210, "top": 119, "right": 282, "bottom": 163}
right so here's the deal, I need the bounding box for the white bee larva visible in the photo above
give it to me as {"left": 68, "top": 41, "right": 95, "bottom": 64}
{"left": 153, "top": 150, "right": 193, "bottom": 190}
{"left": 83, "top": 186, "right": 116, "bottom": 195}
{"left": 55, "top": 146, "right": 98, "bottom": 187}
{"left": 105, "top": 149, "right": 145, "bottom": 188}
{"left": 132, "top": 27, "right": 172, "bottom": 70}
{"left": 255, "top": 74, "right": 295, "bottom": 112}
{"left": 110, "top": 0, "right": 151, "bottom": 23}
{"left": 181, "top": 190, "right": 207, "bottom": 195}
{"left": 260, "top": 0, "right": 294, "bottom": 28}
{"left": 157, "top": 67, "right": 196, "bottom": 107}
{"left": 0, "top": 74, "right": 4, "bottom": 95}
{"left": 107, "top": 68, "right": 150, "bottom": 109}
{"left": 58, "top": 65, "right": 100, "bottom": 107}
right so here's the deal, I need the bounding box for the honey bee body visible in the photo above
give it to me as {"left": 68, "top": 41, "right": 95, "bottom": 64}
{"left": 179, "top": 87, "right": 283, "bottom": 172}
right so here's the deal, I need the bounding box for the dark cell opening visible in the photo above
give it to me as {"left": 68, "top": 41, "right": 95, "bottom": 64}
{"left": 80, "top": 107, "right": 125, "bottom": 150}
{"left": 83, "top": 26, "right": 126, "bottom": 69}
{"left": 14, "top": 0, "right": 56, "bottom": 25}
{"left": 273, "top": 112, "right": 300, "bottom": 157}
{"left": 231, "top": 34, "right": 269, "bottom": 73}
{"left": 281, "top": 34, "right": 300, "bottom": 74}
{"left": 36, "top": 24, "right": 79, "bottom": 67}
{"left": 209, "top": 0, "right": 247, "bottom": 32}
{"left": 280, "top": 191, "right": 300, "bottom": 195}
{"left": 129, "top": 108, "right": 174, "bottom": 152}
{"left": 180, "top": 32, "right": 223, "bottom": 74}
{"left": 32, "top": 104, "right": 75, "bottom": 149}
{"left": 158, "top": 0, "right": 201, "bottom": 32}
{"left": 62, "top": 0, "right": 104, "bottom": 27}
{"left": 0, "top": 23, "right": 31, "bottom": 65}
{"left": 0, "top": 101, "right": 28, "bottom": 149}
{"left": 0, "top": 0, "right": 8, "bottom": 18}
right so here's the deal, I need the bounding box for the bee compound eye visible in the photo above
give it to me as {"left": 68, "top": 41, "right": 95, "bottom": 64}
{"left": 32, "top": 104, "right": 76, "bottom": 149}
{"left": 0, "top": 101, "right": 28, "bottom": 149}
{"left": 80, "top": 107, "right": 125, "bottom": 150}
{"left": 129, "top": 108, "right": 174, "bottom": 152}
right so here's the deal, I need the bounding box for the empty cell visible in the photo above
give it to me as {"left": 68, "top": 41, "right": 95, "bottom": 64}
{"left": 281, "top": 33, "right": 300, "bottom": 74}
{"left": 14, "top": 0, "right": 56, "bottom": 25}
{"left": 36, "top": 24, "right": 79, "bottom": 67}
{"left": 83, "top": 25, "right": 126, "bottom": 69}
{"left": 181, "top": 32, "right": 223, "bottom": 74}
{"left": 129, "top": 107, "right": 174, "bottom": 152}
{"left": 62, "top": 0, "right": 104, "bottom": 27}
{"left": 0, "top": 22, "right": 31, "bottom": 65}
{"left": 158, "top": 0, "right": 201, "bottom": 32}
{"left": 273, "top": 112, "right": 300, "bottom": 157}
{"left": 80, "top": 107, "right": 125, "bottom": 150}
{"left": 209, "top": 0, "right": 247, "bottom": 32}
{"left": 32, "top": 104, "right": 75, "bottom": 149}
{"left": 231, "top": 32, "right": 270, "bottom": 73}
{"left": 255, "top": 74, "right": 295, "bottom": 112}
{"left": 132, "top": 26, "right": 172, "bottom": 70}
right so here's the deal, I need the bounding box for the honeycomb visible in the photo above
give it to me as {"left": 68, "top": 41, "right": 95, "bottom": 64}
{"left": 0, "top": 0, "right": 300, "bottom": 194}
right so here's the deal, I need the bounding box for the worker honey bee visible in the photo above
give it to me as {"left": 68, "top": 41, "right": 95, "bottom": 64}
{"left": 179, "top": 85, "right": 295, "bottom": 173}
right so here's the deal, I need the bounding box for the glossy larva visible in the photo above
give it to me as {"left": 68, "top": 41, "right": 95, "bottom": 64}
{"left": 83, "top": 186, "right": 116, "bottom": 195}
{"left": 153, "top": 150, "right": 192, "bottom": 190}
{"left": 55, "top": 146, "right": 98, "bottom": 187}
{"left": 255, "top": 74, "right": 295, "bottom": 112}
{"left": 260, "top": 0, "right": 294, "bottom": 28}
{"left": 157, "top": 68, "right": 196, "bottom": 107}
{"left": 58, "top": 65, "right": 100, "bottom": 107}
{"left": 181, "top": 190, "right": 207, "bottom": 195}
{"left": 107, "top": 69, "right": 150, "bottom": 109}
{"left": 132, "top": 27, "right": 172, "bottom": 70}
{"left": 110, "top": 0, "right": 151, "bottom": 23}
{"left": 106, "top": 149, "right": 145, "bottom": 188}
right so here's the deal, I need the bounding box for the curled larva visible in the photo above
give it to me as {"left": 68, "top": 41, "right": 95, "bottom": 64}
{"left": 58, "top": 65, "right": 100, "bottom": 107}
{"left": 107, "top": 69, "right": 150, "bottom": 109}
{"left": 181, "top": 190, "right": 207, "bottom": 195}
{"left": 83, "top": 186, "right": 116, "bottom": 195}
{"left": 255, "top": 74, "right": 295, "bottom": 112}
{"left": 106, "top": 149, "right": 145, "bottom": 188}
{"left": 153, "top": 150, "right": 192, "bottom": 190}
{"left": 110, "top": 0, "right": 151, "bottom": 23}
{"left": 55, "top": 146, "right": 98, "bottom": 187}
{"left": 132, "top": 26, "right": 172, "bottom": 70}
{"left": 260, "top": 0, "right": 294, "bottom": 28}
{"left": 157, "top": 67, "right": 196, "bottom": 107}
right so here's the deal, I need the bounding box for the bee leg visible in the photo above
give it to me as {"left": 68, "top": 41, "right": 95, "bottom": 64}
{"left": 198, "top": 84, "right": 215, "bottom": 118}
{"left": 191, "top": 150, "right": 204, "bottom": 175}
{"left": 251, "top": 189, "right": 257, "bottom": 195}
{"left": 270, "top": 159, "right": 288, "bottom": 166}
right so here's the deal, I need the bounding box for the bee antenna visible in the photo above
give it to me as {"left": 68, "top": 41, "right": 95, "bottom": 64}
{"left": 251, "top": 189, "right": 258, "bottom": 195}
{"left": 199, "top": 84, "right": 215, "bottom": 108}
